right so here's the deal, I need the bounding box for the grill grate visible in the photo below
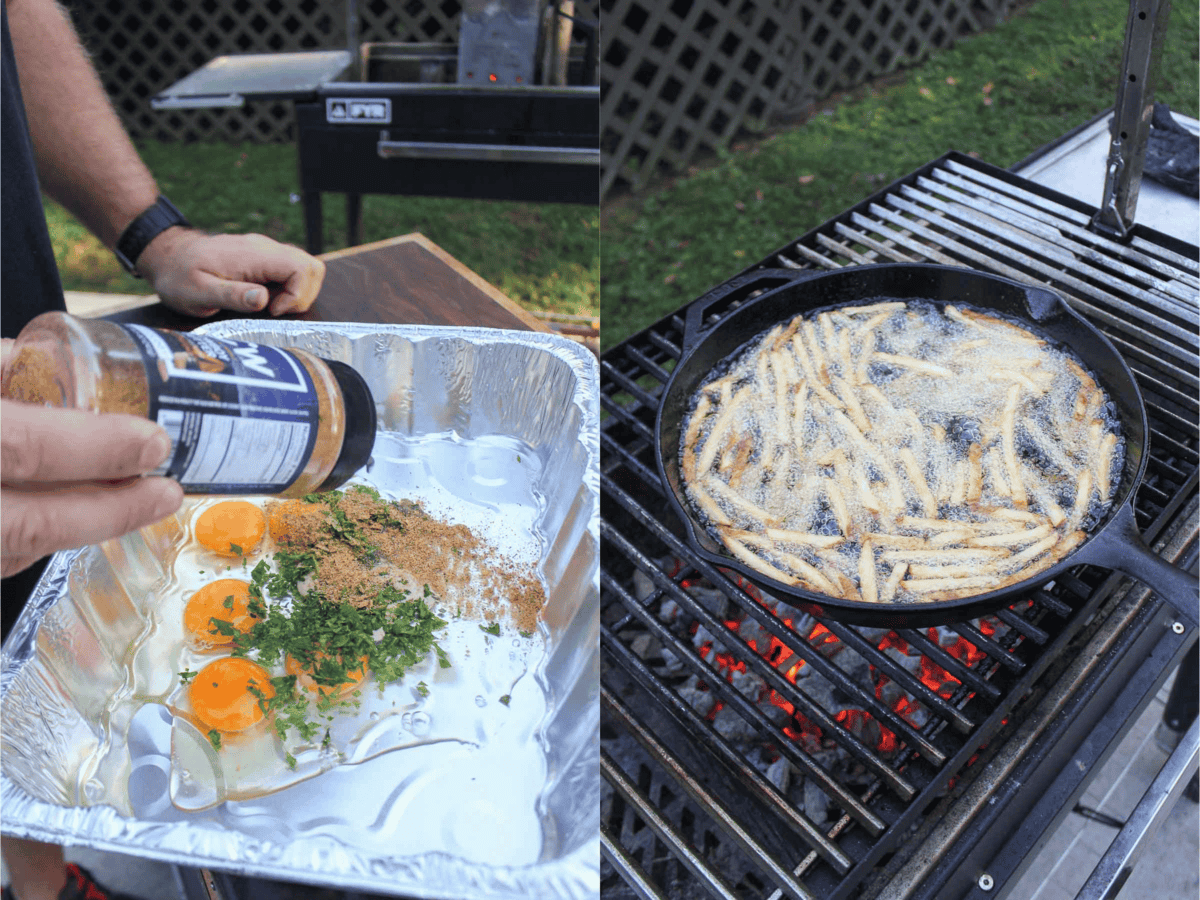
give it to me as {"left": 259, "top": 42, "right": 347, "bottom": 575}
{"left": 599, "top": 152, "right": 1199, "bottom": 900}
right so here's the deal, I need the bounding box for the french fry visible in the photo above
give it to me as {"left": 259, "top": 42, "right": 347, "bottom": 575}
{"left": 929, "top": 529, "right": 974, "bottom": 547}
{"left": 994, "top": 531, "right": 1061, "bottom": 573}
{"left": 837, "top": 327, "right": 852, "bottom": 381}
{"left": 1069, "top": 468, "right": 1093, "bottom": 527}
{"left": 967, "top": 523, "right": 1054, "bottom": 548}
{"left": 900, "top": 447, "right": 938, "bottom": 517}
{"left": 873, "top": 351, "right": 954, "bottom": 378}
{"left": 834, "top": 375, "right": 873, "bottom": 434}
{"left": 881, "top": 562, "right": 908, "bottom": 601}
{"left": 793, "top": 379, "right": 810, "bottom": 451}
{"left": 898, "top": 515, "right": 1010, "bottom": 533}
{"left": 721, "top": 530, "right": 800, "bottom": 586}
{"left": 967, "top": 442, "right": 983, "bottom": 503}
{"left": 803, "top": 321, "right": 829, "bottom": 383}
{"left": 908, "top": 560, "right": 997, "bottom": 579}
{"left": 953, "top": 309, "right": 1046, "bottom": 346}
{"left": 846, "top": 301, "right": 905, "bottom": 316}
{"left": 1096, "top": 431, "right": 1117, "bottom": 502}
{"left": 985, "top": 446, "right": 1011, "bottom": 498}
{"left": 792, "top": 335, "right": 843, "bottom": 408}
{"left": 859, "top": 539, "right": 878, "bottom": 604}
{"left": 820, "top": 312, "right": 837, "bottom": 353}
{"left": 949, "top": 459, "right": 968, "bottom": 506}
{"left": 1000, "top": 384, "right": 1028, "bottom": 506}
{"left": 989, "top": 369, "right": 1044, "bottom": 395}
{"left": 866, "top": 532, "right": 932, "bottom": 549}
{"left": 824, "top": 478, "right": 852, "bottom": 536}
{"left": 696, "top": 387, "right": 747, "bottom": 475}
{"left": 726, "top": 436, "right": 755, "bottom": 489}
{"left": 856, "top": 329, "right": 877, "bottom": 385}
{"left": 984, "top": 506, "right": 1044, "bottom": 525}
{"left": 733, "top": 534, "right": 840, "bottom": 594}
{"left": 706, "top": 476, "right": 782, "bottom": 526}
{"left": 689, "top": 483, "right": 732, "bottom": 526}
{"left": 881, "top": 547, "right": 1008, "bottom": 563}
{"left": 765, "top": 528, "right": 844, "bottom": 549}
{"left": 827, "top": 565, "right": 860, "bottom": 602}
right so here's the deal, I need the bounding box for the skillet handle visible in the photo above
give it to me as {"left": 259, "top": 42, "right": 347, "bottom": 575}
{"left": 681, "top": 268, "right": 823, "bottom": 355}
{"left": 1075, "top": 504, "right": 1199, "bottom": 627}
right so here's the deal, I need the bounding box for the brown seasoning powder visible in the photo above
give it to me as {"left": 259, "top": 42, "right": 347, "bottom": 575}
{"left": 267, "top": 492, "right": 546, "bottom": 634}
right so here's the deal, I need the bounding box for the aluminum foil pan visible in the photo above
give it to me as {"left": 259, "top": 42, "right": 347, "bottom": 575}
{"left": 1, "top": 321, "right": 600, "bottom": 899}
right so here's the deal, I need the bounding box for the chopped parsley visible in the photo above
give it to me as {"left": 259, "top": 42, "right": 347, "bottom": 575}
{"left": 179, "top": 669, "right": 197, "bottom": 684}
{"left": 207, "top": 730, "right": 222, "bottom": 750}
{"left": 224, "top": 489, "right": 450, "bottom": 748}
{"left": 499, "top": 694, "right": 511, "bottom": 706}
{"left": 480, "top": 622, "right": 501, "bottom": 636}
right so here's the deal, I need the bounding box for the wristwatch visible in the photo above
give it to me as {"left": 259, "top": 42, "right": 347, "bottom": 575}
{"left": 114, "top": 195, "right": 190, "bottom": 276}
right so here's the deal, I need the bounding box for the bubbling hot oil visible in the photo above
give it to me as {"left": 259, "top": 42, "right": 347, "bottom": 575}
{"left": 680, "top": 301, "right": 1125, "bottom": 603}
{"left": 108, "top": 430, "right": 552, "bottom": 865}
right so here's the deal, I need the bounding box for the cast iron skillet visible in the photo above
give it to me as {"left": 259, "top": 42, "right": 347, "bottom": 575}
{"left": 655, "top": 263, "right": 1199, "bottom": 629}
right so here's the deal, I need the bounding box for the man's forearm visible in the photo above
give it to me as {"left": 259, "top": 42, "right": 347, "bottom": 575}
{"left": 7, "top": 0, "right": 159, "bottom": 248}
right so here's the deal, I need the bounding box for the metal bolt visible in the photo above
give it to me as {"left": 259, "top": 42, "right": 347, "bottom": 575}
{"left": 1172, "top": 621, "right": 1186, "bottom": 634}
{"left": 978, "top": 873, "right": 995, "bottom": 891}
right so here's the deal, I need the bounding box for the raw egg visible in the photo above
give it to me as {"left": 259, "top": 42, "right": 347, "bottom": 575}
{"left": 194, "top": 501, "right": 266, "bottom": 557}
{"left": 183, "top": 579, "right": 256, "bottom": 647}
{"left": 267, "top": 498, "right": 325, "bottom": 547}
{"left": 189, "top": 656, "right": 275, "bottom": 733}
{"left": 285, "top": 651, "right": 369, "bottom": 698}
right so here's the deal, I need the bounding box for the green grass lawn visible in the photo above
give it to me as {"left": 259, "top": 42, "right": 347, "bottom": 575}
{"left": 46, "top": 141, "right": 599, "bottom": 319}
{"left": 600, "top": 0, "right": 1199, "bottom": 349}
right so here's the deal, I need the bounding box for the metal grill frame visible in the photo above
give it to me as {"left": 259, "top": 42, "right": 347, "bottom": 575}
{"left": 598, "top": 151, "right": 1198, "bottom": 900}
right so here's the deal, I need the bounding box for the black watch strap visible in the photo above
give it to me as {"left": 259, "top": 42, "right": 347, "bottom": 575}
{"left": 114, "top": 195, "right": 190, "bottom": 276}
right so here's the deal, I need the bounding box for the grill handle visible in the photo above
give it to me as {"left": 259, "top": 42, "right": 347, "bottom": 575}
{"left": 681, "top": 268, "right": 821, "bottom": 355}
{"left": 377, "top": 139, "right": 599, "bottom": 166}
{"left": 1071, "top": 502, "right": 1199, "bottom": 626}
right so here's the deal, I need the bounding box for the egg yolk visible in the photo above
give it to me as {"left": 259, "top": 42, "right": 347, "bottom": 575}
{"left": 183, "top": 579, "right": 256, "bottom": 647}
{"left": 195, "top": 501, "right": 266, "bottom": 557}
{"left": 189, "top": 657, "right": 275, "bottom": 733}
{"left": 285, "top": 651, "right": 369, "bottom": 698}
{"left": 267, "top": 498, "right": 324, "bottom": 547}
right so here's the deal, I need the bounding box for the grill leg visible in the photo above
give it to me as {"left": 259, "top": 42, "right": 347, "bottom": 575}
{"left": 304, "top": 190, "right": 323, "bottom": 256}
{"left": 1163, "top": 640, "right": 1198, "bottom": 733}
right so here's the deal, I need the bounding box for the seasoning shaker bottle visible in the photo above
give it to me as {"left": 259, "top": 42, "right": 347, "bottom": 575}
{"left": 1, "top": 312, "right": 376, "bottom": 497}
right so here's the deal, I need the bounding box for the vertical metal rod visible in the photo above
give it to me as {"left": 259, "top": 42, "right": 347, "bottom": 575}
{"left": 1091, "top": 0, "right": 1173, "bottom": 239}
{"left": 345, "top": 0, "right": 360, "bottom": 80}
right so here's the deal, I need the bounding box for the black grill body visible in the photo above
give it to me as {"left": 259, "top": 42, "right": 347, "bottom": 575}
{"left": 599, "top": 151, "right": 1198, "bottom": 900}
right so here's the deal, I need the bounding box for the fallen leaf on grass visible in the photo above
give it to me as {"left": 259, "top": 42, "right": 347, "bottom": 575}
{"left": 798, "top": 174, "right": 816, "bottom": 184}
{"left": 664, "top": 274, "right": 677, "bottom": 284}
{"left": 919, "top": 86, "right": 933, "bottom": 98}
{"left": 755, "top": 189, "right": 764, "bottom": 201}
{"left": 734, "top": 200, "right": 746, "bottom": 211}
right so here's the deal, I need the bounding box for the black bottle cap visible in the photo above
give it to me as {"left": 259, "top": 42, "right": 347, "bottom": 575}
{"left": 317, "top": 358, "right": 377, "bottom": 492}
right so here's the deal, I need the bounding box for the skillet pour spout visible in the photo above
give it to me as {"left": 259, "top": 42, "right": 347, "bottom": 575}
{"left": 655, "top": 263, "right": 1199, "bottom": 630}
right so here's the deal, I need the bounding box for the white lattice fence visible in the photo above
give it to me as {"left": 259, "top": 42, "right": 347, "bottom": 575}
{"left": 600, "top": 0, "right": 1014, "bottom": 198}
{"left": 68, "top": 0, "right": 598, "bottom": 143}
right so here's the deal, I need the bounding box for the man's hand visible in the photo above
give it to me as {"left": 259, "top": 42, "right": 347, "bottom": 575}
{"left": 136, "top": 228, "right": 326, "bottom": 319}
{"left": 0, "top": 401, "right": 184, "bottom": 578}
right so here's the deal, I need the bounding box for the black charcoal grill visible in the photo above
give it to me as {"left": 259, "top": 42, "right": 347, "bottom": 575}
{"left": 598, "top": 149, "right": 1198, "bottom": 899}
{"left": 151, "top": 1, "right": 599, "bottom": 255}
